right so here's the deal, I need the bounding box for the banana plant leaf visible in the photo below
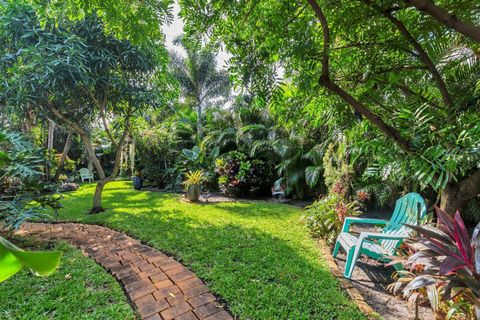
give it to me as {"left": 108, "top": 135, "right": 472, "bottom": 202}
{"left": 0, "top": 236, "right": 62, "bottom": 283}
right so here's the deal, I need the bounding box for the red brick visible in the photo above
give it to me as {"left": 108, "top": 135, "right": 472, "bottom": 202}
{"left": 184, "top": 285, "right": 209, "bottom": 299}
{"left": 154, "top": 279, "right": 174, "bottom": 289}
{"left": 169, "top": 270, "right": 195, "bottom": 283}
{"left": 176, "top": 311, "right": 199, "bottom": 320}
{"left": 165, "top": 266, "right": 186, "bottom": 277}
{"left": 115, "top": 267, "right": 136, "bottom": 280}
{"left": 160, "top": 261, "right": 183, "bottom": 271}
{"left": 203, "top": 311, "right": 233, "bottom": 320}
{"left": 153, "top": 285, "right": 181, "bottom": 300}
{"left": 166, "top": 292, "right": 187, "bottom": 306}
{"left": 148, "top": 254, "right": 168, "bottom": 263}
{"left": 125, "top": 279, "right": 152, "bottom": 292}
{"left": 150, "top": 272, "right": 168, "bottom": 283}
{"left": 160, "top": 301, "right": 192, "bottom": 320}
{"left": 177, "top": 278, "right": 203, "bottom": 291}
{"left": 133, "top": 260, "right": 150, "bottom": 269}
{"left": 145, "top": 313, "right": 162, "bottom": 320}
{"left": 188, "top": 293, "right": 217, "bottom": 308}
{"left": 193, "top": 302, "right": 222, "bottom": 319}
{"left": 138, "top": 298, "right": 170, "bottom": 318}
{"left": 135, "top": 294, "right": 156, "bottom": 310}
{"left": 130, "top": 283, "right": 157, "bottom": 301}
{"left": 121, "top": 274, "right": 141, "bottom": 286}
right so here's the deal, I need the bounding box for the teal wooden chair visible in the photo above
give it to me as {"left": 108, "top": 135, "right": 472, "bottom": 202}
{"left": 333, "top": 192, "right": 426, "bottom": 279}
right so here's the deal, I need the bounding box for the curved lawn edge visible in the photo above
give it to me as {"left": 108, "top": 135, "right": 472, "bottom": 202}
{"left": 0, "top": 240, "right": 135, "bottom": 319}
{"left": 16, "top": 222, "right": 233, "bottom": 320}
{"left": 48, "top": 181, "right": 366, "bottom": 319}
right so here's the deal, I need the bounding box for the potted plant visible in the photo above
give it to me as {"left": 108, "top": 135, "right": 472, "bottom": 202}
{"left": 132, "top": 170, "right": 143, "bottom": 190}
{"left": 182, "top": 170, "right": 207, "bottom": 202}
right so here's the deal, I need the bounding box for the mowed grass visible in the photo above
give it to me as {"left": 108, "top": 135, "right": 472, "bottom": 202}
{"left": 0, "top": 241, "right": 135, "bottom": 320}
{"left": 52, "top": 181, "right": 364, "bottom": 319}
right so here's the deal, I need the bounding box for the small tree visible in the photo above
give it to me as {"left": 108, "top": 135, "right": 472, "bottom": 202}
{"left": 0, "top": 4, "right": 174, "bottom": 213}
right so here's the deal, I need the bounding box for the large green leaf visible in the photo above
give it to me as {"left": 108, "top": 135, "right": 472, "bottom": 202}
{"left": 305, "top": 166, "right": 322, "bottom": 188}
{"left": 0, "top": 236, "right": 62, "bottom": 283}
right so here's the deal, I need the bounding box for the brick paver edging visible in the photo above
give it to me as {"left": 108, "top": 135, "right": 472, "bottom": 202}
{"left": 317, "top": 239, "right": 378, "bottom": 320}
{"left": 15, "top": 222, "right": 233, "bottom": 320}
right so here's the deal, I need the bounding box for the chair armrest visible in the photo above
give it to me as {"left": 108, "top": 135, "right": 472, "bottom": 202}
{"left": 341, "top": 217, "right": 388, "bottom": 232}
{"left": 360, "top": 232, "right": 406, "bottom": 241}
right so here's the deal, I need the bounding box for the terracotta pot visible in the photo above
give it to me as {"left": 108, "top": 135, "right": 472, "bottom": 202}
{"left": 186, "top": 184, "right": 200, "bottom": 202}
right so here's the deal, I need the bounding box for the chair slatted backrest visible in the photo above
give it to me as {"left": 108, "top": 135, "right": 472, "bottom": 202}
{"left": 380, "top": 193, "right": 426, "bottom": 252}
{"left": 79, "top": 168, "right": 91, "bottom": 177}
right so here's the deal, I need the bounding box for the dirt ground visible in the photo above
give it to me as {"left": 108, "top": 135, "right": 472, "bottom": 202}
{"left": 334, "top": 212, "right": 434, "bottom": 320}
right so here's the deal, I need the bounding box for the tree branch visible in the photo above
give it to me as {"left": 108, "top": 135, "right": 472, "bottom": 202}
{"left": 98, "top": 106, "right": 118, "bottom": 148}
{"left": 362, "top": 0, "right": 453, "bottom": 108}
{"left": 403, "top": 0, "right": 480, "bottom": 43}
{"left": 307, "top": 0, "right": 414, "bottom": 153}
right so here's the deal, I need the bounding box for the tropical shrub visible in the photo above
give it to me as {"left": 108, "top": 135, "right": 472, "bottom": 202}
{"left": 0, "top": 130, "right": 61, "bottom": 229}
{"left": 303, "top": 192, "right": 362, "bottom": 245}
{"left": 388, "top": 207, "right": 480, "bottom": 319}
{"left": 135, "top": 127, "right": 181, "bottom": 189}
{"left": 215, "top": 151, "right": 274, "bottom": 197}
{"left": 0, "top": 130, "right": 62, "bottom": 282}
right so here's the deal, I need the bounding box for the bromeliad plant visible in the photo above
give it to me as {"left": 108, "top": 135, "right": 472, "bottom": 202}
{"left": 388, "top": 207, "right": 480, "bottom": 319}
{"left": 182, "top": 170, "right": 208, "bottom": 202}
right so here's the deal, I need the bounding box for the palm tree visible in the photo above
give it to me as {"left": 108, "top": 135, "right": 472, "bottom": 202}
{"left": 170, "top": 42, "right": 230, "bottom": 139}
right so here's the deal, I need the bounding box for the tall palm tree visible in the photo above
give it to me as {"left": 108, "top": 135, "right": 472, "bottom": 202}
{"left": 170, "top": 42, "right": 230, "bottom": 139}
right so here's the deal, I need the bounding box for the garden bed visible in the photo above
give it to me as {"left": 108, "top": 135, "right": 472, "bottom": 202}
{"left": 330, "top": 212, "right": 435, "bottom": 320}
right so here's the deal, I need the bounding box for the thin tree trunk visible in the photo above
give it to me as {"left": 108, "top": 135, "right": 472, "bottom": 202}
{"left": 403, "top": 0, "right": 480, "bottom": 43}
{"left": 54, "top": 132, "right": 73, "bottom": 181}
{"left": 197, "top": 103, "right": 203, "bottom": 139}
{"left": 45, "top": 119, "right": 56, "bottom": 180}
{"left": 130, "top": 138, "right": 135, "bottom": 176}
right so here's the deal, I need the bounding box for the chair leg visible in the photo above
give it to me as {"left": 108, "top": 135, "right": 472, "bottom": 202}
{"left": 344, "top": 246, "right": 362, "bottom": 279}
{"left": 332, "top": 240, "right": 341, "bottom": 258}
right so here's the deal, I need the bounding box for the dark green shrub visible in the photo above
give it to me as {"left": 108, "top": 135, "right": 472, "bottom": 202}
{"left": 135, "top": 127, "right": 181, "bottom": 189}
{"left": 215, "top": 151, "right": 274, "bottom": 197}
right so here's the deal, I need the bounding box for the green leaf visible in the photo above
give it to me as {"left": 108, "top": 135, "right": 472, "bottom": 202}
{"left": 305, "top": 166, "right": 322, "bottom": 188}
{"left": 0, "top": 236, "right": 62, "bottom": 282}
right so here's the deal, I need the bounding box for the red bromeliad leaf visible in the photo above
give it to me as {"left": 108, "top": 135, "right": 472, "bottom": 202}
{"left": 453, "top": 210, "right": 473, "bottom": 266}
{"left": 435, "top": 206, "right": 455, "bottom": 239}
{"left": 406, "top": 224, "right": 451, "bottom": 243}
{"left": 417, "top": 238, "right": 463, "bottom": 262}
{"left": 439, "top": 256, "right": 467, "bottom": 275}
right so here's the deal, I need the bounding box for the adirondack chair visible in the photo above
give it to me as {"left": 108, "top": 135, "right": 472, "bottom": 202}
{"left": 333, "top": 192, "right": 426, "bottom": 279}
{"left": 79, "top": 168, "right": 94, "bottom": 182}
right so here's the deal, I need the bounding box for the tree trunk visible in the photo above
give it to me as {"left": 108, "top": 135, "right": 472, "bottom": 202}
{"left": 53, "top": 132, "right": 73, "bottom": 181}
{"left": 45, "top": 119, "right": 56, "bottom": 180}
{"left": 197, "top": 104, "right": 203, "bottom": 139}
{"left": 440, "top": 169, "right": 480, "bottom": 215}
{"left": 91, "top": 179, "right": 110, "bottom": 214}
{"left": 129, "top": 138, "right": 135, "bottom": 176}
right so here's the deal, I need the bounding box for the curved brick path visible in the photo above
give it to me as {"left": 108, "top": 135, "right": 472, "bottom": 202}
{"left": 16, "top": 223, "right": 233, "bottom": 320}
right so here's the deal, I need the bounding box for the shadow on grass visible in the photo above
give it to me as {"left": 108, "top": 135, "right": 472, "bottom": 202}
{"left": 56, "top": 184, "right": 364, "bottom": 319}
{"left": 94, "top": 214, "right": 361, "bottom": 319}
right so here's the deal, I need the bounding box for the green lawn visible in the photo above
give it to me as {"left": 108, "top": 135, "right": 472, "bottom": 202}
{"left": 51, "top": 181, "right": 364, "bottom": 319}
{"left": 0, "top": 240, "right": 135, "bottom": 320}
